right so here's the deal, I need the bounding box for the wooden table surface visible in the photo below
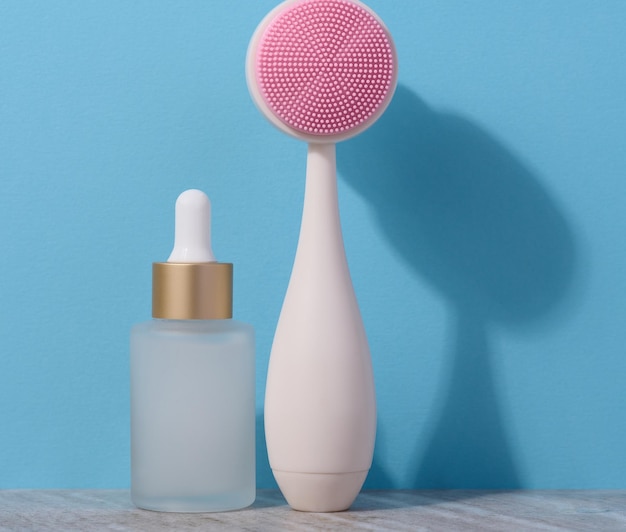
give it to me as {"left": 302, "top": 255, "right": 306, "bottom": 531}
{"left": 1, "top": 490, "right": 625, "bottom": 531}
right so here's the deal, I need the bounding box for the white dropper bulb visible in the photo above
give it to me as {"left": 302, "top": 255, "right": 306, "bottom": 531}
{"left": 167, "top": 189, "right": 216, "bottom": 263}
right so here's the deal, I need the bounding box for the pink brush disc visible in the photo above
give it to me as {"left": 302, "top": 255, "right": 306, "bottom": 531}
{"left": 252, "top": 0, "right": 396, "bottom": 138}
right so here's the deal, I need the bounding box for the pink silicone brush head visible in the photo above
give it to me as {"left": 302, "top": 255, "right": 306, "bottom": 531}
{"left": 247, "top": 0, "right": 398, "bottom": 143}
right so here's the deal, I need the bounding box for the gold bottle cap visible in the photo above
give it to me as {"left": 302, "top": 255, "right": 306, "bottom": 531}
{"left": 152, "top": 190, "right": 233, "bottom": 320}
{"left": 152, "top": 262, "right": 232, "bottom": 320}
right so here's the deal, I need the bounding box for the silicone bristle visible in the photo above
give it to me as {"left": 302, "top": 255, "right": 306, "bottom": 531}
{"left": 255, "top": 0, "right": 395, "bottom": 136}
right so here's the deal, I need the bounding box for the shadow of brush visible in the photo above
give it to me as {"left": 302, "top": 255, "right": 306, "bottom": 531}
{"left": 338, "top": 85, "right": 576, "bottom": 487}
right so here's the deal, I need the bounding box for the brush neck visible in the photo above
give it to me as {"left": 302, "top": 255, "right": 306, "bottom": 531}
{"left": 304, "top": 143, "right": 338, "bottom": 216}
{"left": 293, "top": 143, "right": 347, "bottom": 267}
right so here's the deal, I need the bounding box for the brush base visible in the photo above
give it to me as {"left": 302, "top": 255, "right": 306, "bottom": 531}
{"left": 273, "top": 470, "right": 368, "bottom": 512}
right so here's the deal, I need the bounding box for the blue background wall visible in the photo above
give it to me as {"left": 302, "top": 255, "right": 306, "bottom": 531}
{"left": 1, "top": 0, "right": 625, "bottom": 489}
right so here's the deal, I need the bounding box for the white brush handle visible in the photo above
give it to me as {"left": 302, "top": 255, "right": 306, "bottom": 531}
{"left": 264, "top": 143, "right": 376, "bottom": 511}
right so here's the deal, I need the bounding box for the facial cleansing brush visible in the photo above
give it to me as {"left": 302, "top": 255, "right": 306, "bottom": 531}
{"left": 247, "top": 0, "right": 397, "bottom": 512}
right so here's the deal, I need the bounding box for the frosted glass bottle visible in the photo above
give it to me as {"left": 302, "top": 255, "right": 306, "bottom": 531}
{"left": 130, "top": 319, "right": 255, "bottom": 512}
{"left": 130, "top": 190, "right": 255, "bottom": 512}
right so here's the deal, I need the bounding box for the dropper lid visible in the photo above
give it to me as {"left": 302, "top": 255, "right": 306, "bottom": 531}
{"left": 152, "top": 189, "right": 233, "bottom": 320}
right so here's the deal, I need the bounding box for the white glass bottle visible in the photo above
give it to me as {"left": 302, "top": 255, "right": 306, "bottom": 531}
{"left": 130, "top": 190, "right": 255, "bottom": 512}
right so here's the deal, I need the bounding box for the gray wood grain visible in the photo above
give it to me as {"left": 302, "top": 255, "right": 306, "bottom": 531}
{"left": 1, "top": 490, "right": 625, "bottom": 531}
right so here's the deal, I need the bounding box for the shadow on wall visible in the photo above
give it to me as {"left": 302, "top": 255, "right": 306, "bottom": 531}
{"left": 338, "top": 85, "right": 577, "bottom": 488}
